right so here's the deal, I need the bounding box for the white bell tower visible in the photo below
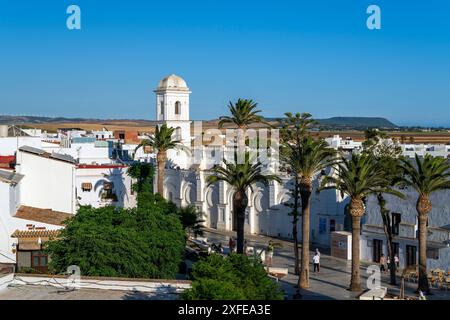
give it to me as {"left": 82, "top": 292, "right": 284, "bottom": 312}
{"left": 154, "top": 74, "right": 192, "bottom": 168}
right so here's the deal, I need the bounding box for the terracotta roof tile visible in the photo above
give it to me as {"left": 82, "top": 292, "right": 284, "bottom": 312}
{"left": 14, "top": 206, "right": 73, "bottom": 226}
{"left": 11, "top": 229, "right": 60, "bottom": 239}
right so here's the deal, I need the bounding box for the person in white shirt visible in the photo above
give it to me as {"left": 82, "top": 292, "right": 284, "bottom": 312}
{"left": 313, "top": 252, "right": 320, "bottom": 273}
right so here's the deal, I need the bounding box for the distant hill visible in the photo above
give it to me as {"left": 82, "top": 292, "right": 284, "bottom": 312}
{"left": 262, "top": 116, "right": 397, "bottom": 129}
{"left": 0, "top": 115, "right": 397, "bottom": 130}
{"left": 316, "top": 117, "right": 397, "bottom": 129}
{"left": 0, "top": 115, "right": 156, "bottom": 126}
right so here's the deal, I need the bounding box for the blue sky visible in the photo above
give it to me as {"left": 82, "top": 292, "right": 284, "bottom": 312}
{"left": 0, "top": 1, "right": 449, "bottom": 126}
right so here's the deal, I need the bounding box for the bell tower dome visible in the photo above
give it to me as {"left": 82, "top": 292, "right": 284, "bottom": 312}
{"left": 155, "top": 74, "right": 190, "bottom": 122}
{"left": 154, "top": 74, "right": 192, "bottom": 169}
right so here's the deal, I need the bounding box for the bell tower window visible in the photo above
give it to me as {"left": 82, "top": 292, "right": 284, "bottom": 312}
{"left": 160, "top": 101, "right": 164, "bottom": 115}
{"left": 175, "top": 101, "right": 181, "bottom": 115}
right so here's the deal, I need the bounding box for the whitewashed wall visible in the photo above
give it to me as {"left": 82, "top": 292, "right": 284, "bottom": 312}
{"left": 16, "top": 151, "right": 76, "bottom": 214}
{"left": 0, "top": 137, "right": 42, "bottom": 156}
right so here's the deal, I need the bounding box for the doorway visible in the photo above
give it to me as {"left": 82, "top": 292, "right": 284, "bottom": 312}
{"left": 406, "top": 245, "right": 417, "bottom": 267}
{"left": 373, "top": 239, "right": 383, "bottom": 263}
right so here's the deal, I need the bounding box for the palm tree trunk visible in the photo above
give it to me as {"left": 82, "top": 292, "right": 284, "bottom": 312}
{"left": 386, "top": 236, "right": 397, "bottom": 285}
{"left": 416, "top": 195, "right": 431, "bottom": 293}
{"left": 417, "top": 214, "right": 430, "bottom": 293}
{"left": 233, "top": 190, "right": 248, "bottom": 254}
{"left": 378, "top": 193, "right": 397, "bottom": 285}
{"left": 349, "top": 198, "right": 364, "bottom": 292}
{"left": 293, "top": 225, "right": 300, "bottom": 275}
{"left": 298, "top": 178, "right": 312, "bottom": 289}
{"left": 292, "top": 180, "right": 300, "bottom": 275}
{"left": 350, "top": 215, "right": 362, "bottom": 291}
{"left": 157, "top": 150, "right": 166, "bottom": 196}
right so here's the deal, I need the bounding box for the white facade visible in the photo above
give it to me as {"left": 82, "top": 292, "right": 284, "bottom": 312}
{"left": 325, "top": 135, "right": 362, "bottom": 152}
{"left": 156, "top": 75, "right": 348, "bottom": 246}
{"left": 75, "top": 165, "right": 136, "bottom": 209}
{"left": 16, "top": 149, "right": 76, "bottom": 214}
{"left": 0, "top": 137, "right": 42, "bottom": 156}
{"left": 361, "top": 188, "right": 450, "bottom": 270}
{"left": 0, "top": 170, "right": 61, "bottom": 264}
{"left": 15, "top": 147, "right": 136, "bottom": 215}
{"left": 401, "top": 144, "right": 450, "bottom": 158}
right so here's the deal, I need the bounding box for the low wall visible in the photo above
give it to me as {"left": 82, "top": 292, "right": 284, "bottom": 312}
{"left": 12, "top": 274, "right": 191, "bottom": 294}
{"left": 0, "top": 274, "right": 14, "bottom": 291}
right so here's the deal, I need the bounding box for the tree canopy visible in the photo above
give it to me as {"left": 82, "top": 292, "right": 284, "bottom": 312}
{"left": 182, "top": 254, "right": 283, "bottom": 300}
{"left": 46, "top": 205, "right": 185, "bottom": 279}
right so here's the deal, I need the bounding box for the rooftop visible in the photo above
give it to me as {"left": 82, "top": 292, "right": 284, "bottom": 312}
{"left": 14, "top": 206, "right": 73, "bottom": 226}
{"left": 0, "top": 284, "right": 179, "bottom": 300}
{"left": 19, "top": 146, "right": 77, "bottom": 164}
{"left": 156, "top": 74, "right": 190, "bottom": 92}
{"left": 0, "top": 274, "right": 188, "bottom": 300}
{"left": 0, "top": 169, "right": 24, "bottom": 185}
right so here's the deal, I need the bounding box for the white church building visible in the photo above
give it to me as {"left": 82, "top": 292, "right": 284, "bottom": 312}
{"left": 154, "top": 74, "right": 348, "bottom": 246}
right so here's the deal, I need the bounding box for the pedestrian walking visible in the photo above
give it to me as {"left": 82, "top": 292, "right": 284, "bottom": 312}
{"left": 394, "top": 254, "right": 400, "bottom": 269}
{"left": 380, "top": 254, "right": 386, "bottom": 273}
{"left": 228, "top": 237, "right": 235, "bottom": 254}
{"left": 313, "top": 252, "right": 320, "bottom": 273}
{"left": 266, "top": 240, "right": 274, "bottom": 266}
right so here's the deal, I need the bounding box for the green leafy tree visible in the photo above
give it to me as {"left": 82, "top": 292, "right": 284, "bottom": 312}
{"left": 400, "top": 154, "right": 450, "bottom": 293}
{"left": 183, "top": 254, "right": 283, "bottom": 300}
{"left": 320, "top": 154, "right": 403, "bottom": 291}
{"left": 127, "top": 162, "right": 155, "bottom": 193}
{"left": 135, "top": 124, "right": 181, "bottom": 195}
{"left": 46, "top": 205, "right": 185, "bottom": 279}
{"left": 207, "top": 154, "right": 281, "bottom": 254}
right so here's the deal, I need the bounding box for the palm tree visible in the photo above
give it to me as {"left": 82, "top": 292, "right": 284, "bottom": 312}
{"left": 292, "top": 137, "right": 337, "bottom": 289}
{"left": 320, "top": 154, "right": 402, "bottom": 291}
{"left": 400, "top": 154, "right": 450, "bottom": 293}
{"left": 279, "top": 112, "right": 316, "bottom": 276}
{"left": 374, "top": 157, "right": 405, "bottom": 286}
{"left": 207, "top": 153, "right": 281, "bottom": 254}
{"left": 177, "top": 205, "right": 205, "bottom": 239}
{"left": 363, "top": 131, "right": 405, "bottom": 285}
{"left": 218, "top": 98, "right": 270, "bottom": 129}
{"left": 135, "top": 124, "right": 180, "bottom": 195}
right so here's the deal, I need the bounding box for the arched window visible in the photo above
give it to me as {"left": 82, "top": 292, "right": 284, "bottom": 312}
{"left": 160, "top": 101, "right": 164, "bottom": 115}
{"left": 175, "top": 101, "right": 181, "bottom": 115}
{"left": 175, "top": 127, "right": 182, "bottom": 140}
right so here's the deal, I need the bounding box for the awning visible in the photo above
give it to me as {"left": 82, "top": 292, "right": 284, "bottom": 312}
{"left": 12, "top": 229, "right": 60, "bottom": 251}
{"left": 81, "top": 182, "right": 92, "bottom": 190}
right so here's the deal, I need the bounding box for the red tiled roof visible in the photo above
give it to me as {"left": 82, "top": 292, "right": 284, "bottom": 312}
{"left": 0, "top": 156, "right": 15, "bottom": 168}
{"left": 0, "top": 156, "right": 15, "bottom": 163}
{"left": 11, "top": 229, "right": 60, "bottom": 239}
{"left": 14, "top": 206, "right": 73, "bottom": 226}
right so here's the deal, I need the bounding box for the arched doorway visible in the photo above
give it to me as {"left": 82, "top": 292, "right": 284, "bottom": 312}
{"left": 206, "top": 185, "right": 219, "bottom": 229}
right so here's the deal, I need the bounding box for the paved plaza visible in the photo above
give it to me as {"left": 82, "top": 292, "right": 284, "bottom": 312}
{"left": 203, "top": 228, "right": 450, "bottom": 300}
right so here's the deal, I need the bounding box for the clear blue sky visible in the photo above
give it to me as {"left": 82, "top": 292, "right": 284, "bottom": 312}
{"left": 0, "top": 1, "right": 449, "bottom": 126}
